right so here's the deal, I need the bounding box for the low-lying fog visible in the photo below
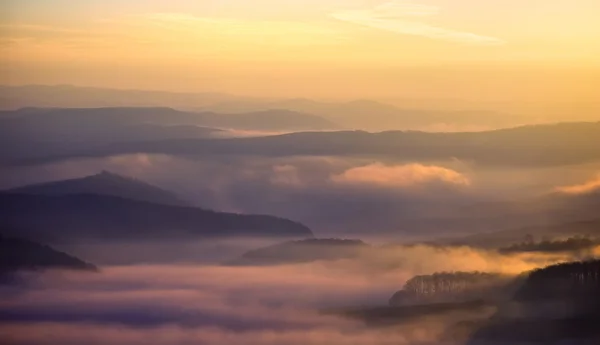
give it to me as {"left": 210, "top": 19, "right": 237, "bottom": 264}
{"left": 3, "top": 241, "right": 592, "bottom": 345}
{"left": 2, "top": 153, "right": 600, "bottom": 238}
{"left": 2, "top": 146, "right": 600, "bottom": 345}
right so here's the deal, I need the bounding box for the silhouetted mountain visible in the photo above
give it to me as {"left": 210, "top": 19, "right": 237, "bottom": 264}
{"left": 3, "top": 86, "right": 520, "bottom": 131}
{"left": 448, "top": 219, "right": 600, "bottom": 249}
{"left": 0, "top": 84, "right": 238, "bottom": 109}
{"left": 514, "top": 260, "right": 600, "bottom": 302}
{"left": 0, "top": 107, "right": 222, "bottom": 164}
{"left": 14, "top": 121, "right": 600, "bottom": 167}
{"left": 6, "top": 171, "right": 190, "bottom": 207}
{"left": 0, "top": 231, "right": 96, "bottom": 282}
{"left": 205, "top": 98, "right": 521, "bottom": 131}
{"left": 226, "top": 238, "right": 369, "bottom": 266}
{"left": 0, "top": 106, "right": 336, "bottom": 133}
{"left": 0, "top": 193, "right": 313, "bottom": 243}
{"left": 0, "top": 106, "right": 338, "bottom": 165}
{"left": 389, "top": 271, "right": 518, "bottom": 306}
{"left": 423, "top": 189, "right": 600, "bottom": 248}
{"left": 193, "top": 109, "right": 338, "bottom": 131}
{"left": 498, "top": 236, "right": 599, "bottom": 255}
{"left": 468, "top": 260, "right": 600, "bottom": 344}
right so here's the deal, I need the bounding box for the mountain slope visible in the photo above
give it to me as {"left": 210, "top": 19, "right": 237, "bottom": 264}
{"left": 7, "top": 171, "right": 190, "bottom": 207}
{"left": 227, "top": 239, "right": 369, "bottom": 266}
{"left": 5, "top": 121, "right": 600, "bottom": 167}
{"left": 468, "top": 260, "right": 600, "bottom": 344}
{"left": 206, "top": 98, "right": 519, "bottom": 131}
{"left": 0, "top": 193, "right": 314, "bottom": 242}
{"left": 0, "top": 106, "right": 337, "bottom": 133}
{"left": 0, "top": 84, "right": 237, "bottom": 109}
{"left": 194, "top": 109, "right": 338, "bottom": 131}
{"left": 0, "top": 232, "right": 97, "bottom": 278}
{"left": 68, "top": 122, "right": 600, "bottom": 167}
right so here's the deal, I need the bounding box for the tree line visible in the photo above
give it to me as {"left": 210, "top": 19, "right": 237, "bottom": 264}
{"left": 515, "top": 259, "right": 600, "bottom": 301}
{"left": 499, "top": 236, "right": 598, "bottom": 255}
{"left": 389, "top": 271, "right": 513, "bottom": 305}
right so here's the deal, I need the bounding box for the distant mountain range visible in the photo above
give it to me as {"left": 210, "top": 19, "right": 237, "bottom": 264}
{"left": 433, "top": 189, "right": 600, "bottom": 247}
{"left": 205, "top": 98, "right": 523, "bottom": 131}
{"left": 0, "top": 84, "right": 240, "bottom": 109}
{"left": 4, "top": 85, "right": 599, "bottom": 132}
{"left": 0, "top": 106, "right": 338, "bottom": 133}
{"left": 0, "top": 84, "right": 542, "bottom": 131}
{"left": 226, "top": 238, "right": 369, "bottom": 266}
{"left": 7, "top": 171, "right": 190, "bottom": 207}
{"left": 446, "top": 218, "right": 600, "bottom": 249}
{"left": 17, "top": 121, "right": 599, "bottom": 168}
{"left": 0, "top": 106, "right": 338, "bottom": 165}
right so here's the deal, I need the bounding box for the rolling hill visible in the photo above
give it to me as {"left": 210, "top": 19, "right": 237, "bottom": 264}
{"left": 205, "top": 98, "right": 521, "bottom": 131}
{"left": 0, "top": 106, "right": 337, "bottom": 165}
{"left": 0, "top": 231, "right": 97, "bottom": 282}
{"left": 0, "top": 193, "right": 314, "bottom": 243}
{"left": 27, "top": 121, "right": 599, "bottom": 168}
{"left": 226, "top": 238, "right": 369, "bottom": 266}
{"left": 6, "top": 171, "right": 190, "bottom": 207}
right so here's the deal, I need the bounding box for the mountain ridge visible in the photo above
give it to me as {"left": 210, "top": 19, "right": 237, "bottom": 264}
{"left": 6, "top": 171, "right": 191, "bottom": 207}
{"left": 0, "top": 193, "right": 314, "bottom": 243}
{"left": 35, "top": 120, "right": 600, "bottom": 168}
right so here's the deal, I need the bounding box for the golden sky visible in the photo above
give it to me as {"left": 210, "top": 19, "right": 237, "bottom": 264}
{"left": 1, "top": 0, "right": 599, "bottom": 100}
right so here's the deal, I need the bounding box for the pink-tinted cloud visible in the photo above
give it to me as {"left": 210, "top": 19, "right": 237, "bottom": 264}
{"left": 0, "top": 241, "right": 583, "bottom": 345}
{"left": 555, "top": 174, "right": 600, "bottom": 195}
{"left": 331, "top": 163, "right": 470, "bottom": 188}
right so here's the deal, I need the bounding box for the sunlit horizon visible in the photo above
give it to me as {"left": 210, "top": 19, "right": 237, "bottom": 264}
{"left": 2, "top": 0, "right": 600, "bottom": 101}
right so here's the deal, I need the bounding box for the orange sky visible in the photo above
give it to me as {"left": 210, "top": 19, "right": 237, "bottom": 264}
{"left": 2, "top": 0, "right": 600, "bottom": 100}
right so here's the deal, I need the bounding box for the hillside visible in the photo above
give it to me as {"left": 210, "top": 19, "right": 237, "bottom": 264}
{"left": 205, "top": 98, "right": 520, "bottom": 131}
{"left": 389, "top": 271, "right": 518, "bottom": 306}
{"left": 0, "top": 232, "right": 97, "bottom": 281}
{"left": 6, "top": 171, "right": 190, "bottom": 207}
{"left": 0, "top": 193, "right": 314, "bottom": 242}
{"left": 0, "top": 106, "right": 337, "bottom": 133}
{"left": 194, "top": 109, "right": 338, "bottom": 131}
{"left": 468, "top": 260, "right": 600, "bottom": 344}
{"left": 15, "top": 121, "right": 600, "bottom": 168}
{"left": 0, "top": 84, "right": 237, "bottom": 109}
{"left": 227, "top": 238, "right": 368, "bottom": 265}
{"left": 448, "top": 218, "right": 600, "bottom": 249}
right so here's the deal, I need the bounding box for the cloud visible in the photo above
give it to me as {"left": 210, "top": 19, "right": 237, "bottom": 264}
{"left": 331, "top": 163, "right": 470, "bottom": 188}
{"left": 555, "top": 174, "right": 600, "bottom": 195}
{"left": 0, "top": 155, "right": 479, "bottom": 236}
{"left": 0, "top": 239, "right": 582, "bottom": 345}
{"left": 375, "top": 1, "right": 441, "bottom": 17}
{"left": 0, "top": 262, "right": 462, "bottom": 345}
{"left": 270, "top": 165, "right": 303, "bottom": 187}
{"left": 9, "top": 154, "right": 595, "bottom": 238}
{"left": 331, "top": 0, "right": 504, "bottom": 45}
{"left": 133, "top": 13, "right": 347, "bottom": 46}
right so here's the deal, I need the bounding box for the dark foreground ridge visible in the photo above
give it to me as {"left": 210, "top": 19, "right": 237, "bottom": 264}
{"left": 0, "top": 193, "right": 314, "bottom": 242}
{"left": 468, "top": 259, "right": 600, "bottom": 344}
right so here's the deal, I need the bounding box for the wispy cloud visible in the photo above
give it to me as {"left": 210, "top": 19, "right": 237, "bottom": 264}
{"left": 331, "top": 163, "right": 470, "bottom": 188}
{"left": 133, "top": 13, "right": 347, "bottom": 46}
{"left": 556, "top": 174, "right": 600, "bottom": 195}
{"left": 331, "top": 0, "right": 504, "bottom": 45}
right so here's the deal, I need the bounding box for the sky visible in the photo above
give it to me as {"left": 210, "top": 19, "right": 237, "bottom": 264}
{"left": 1, "top": 0, "right": 600, "bottom": 100}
